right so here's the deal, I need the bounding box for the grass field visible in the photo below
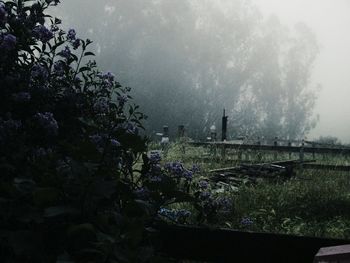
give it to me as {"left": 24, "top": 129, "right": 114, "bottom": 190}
{"left": 151, "top": 141, "right": 350, "bottom": 239}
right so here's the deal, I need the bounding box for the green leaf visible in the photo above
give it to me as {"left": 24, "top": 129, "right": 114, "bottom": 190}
{"left": 84, "top": 52, "right": 95, "bottom": 57}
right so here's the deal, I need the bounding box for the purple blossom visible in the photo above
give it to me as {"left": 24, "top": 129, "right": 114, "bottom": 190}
{"left": 33, "top": 25, "right": 53, "bottom": 43}
{"left": 72, "top": 38, "right": 80, "bottom": 50}
{"left": 198, "top": 180, "right": 209, "bottom": 189}
{"left": 53, "top": 61, "right": 65, "bottom": 76}
{"left": 164, "top": 161, "right": 184, "bottom": 176}
{"left": 191, "top": 164, "right": 200, "bottom": 173}
{"left": 216, "top": 197, "right": 232, "bottom": 212}
{"left": 104, "top": 71, "right": 114, "bottom": 82}
{"left": 149, "top": 152, "right": 161, "bottom": 164}
{"left": 183, "top": 170, "right": 193, "bottom": 180}
{"left": 117, "top": 94, "right": 128, "bottom": 107}
{"left": 31, "top": 64, "right": 48, "bottom": 80}
{"left": 59, "top": 46, "right": 71, "bottom": 59}
{"left": 67, "top": 29, "right": 76, "bottom": 41}
{"left": 241, "top": 217, "right": 253, "bottom": 226}
{"left": 93, "top": 97, "right": 109, "bottom": 113}
{"left": 125, "top": 122, "right": 138, "bottom": 135}
{"left": 0, "top": 34, "right": 16, "bottom": 50}
{"left": 0, "top": 3, "right": 7, "bottom": 24}
{"left": 12, "top": 92, "right": 31, "bottom": 102}
{"left": 34, "top": 112, "right": 59, "bottom": 136}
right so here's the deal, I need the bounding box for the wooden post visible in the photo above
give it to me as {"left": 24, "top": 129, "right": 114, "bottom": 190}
{"left": 178, "top": 125, "right": 186, "bottom": 154}
{"left": 274, "top": 137, "right": 278, "bottom": 161}
{"left": 178, "top": 125, "right": 185, "bottom": 138}
{"left": 210, "top": 125, "right": 217, "bottom": 156}
{"left": 161, "top": 125, "right": 169, "bottom": 155}
{"left": 288, "top": 141, "right": 292, "bottom": 159}
{"left": 299, "top": 140, "right": 305, "bottom": 170}
{"left": 221, "top": 109, "right": 228, "bottom": 142}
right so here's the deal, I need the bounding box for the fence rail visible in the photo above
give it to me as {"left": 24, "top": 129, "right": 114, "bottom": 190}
{"left": 189, "top": 141, "right": 350, "bottom": 155}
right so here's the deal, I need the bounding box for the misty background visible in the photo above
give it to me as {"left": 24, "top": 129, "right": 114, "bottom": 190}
{"left": 53, "top": 0, "right": 350, "bottom": 142}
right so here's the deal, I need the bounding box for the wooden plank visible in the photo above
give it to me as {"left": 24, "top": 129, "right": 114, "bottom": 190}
{"left": 314, "top": 244, "right": 350, "bottom": 262}
{"left": 156, "top": 224, "right": 350, "bottom": 263}
{"left": 209, "top": 159, "right": 315, "bottom": 173}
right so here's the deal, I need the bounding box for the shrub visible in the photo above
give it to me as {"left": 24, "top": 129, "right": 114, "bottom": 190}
{"left": 0, "top": 1, "right": 204, "bottom": 262}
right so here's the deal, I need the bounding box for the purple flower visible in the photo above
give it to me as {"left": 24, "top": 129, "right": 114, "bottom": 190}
{"left": 59, "top": 46, "right": 71, "bottom": 59}
{"left": 191, "top": 164, "right": 200, "bottom": 173}
{"left": 72, "top": 38, "right": 80, "bottom": 50}
{"left": 34, "top": 112, "right": 59, "bottom": 136}
{"left": 241, "top": 217, "right": 253, "bottom": 226}
{"left": 33, "top": 25, "right": 53, "bottom": 43}
{"left": 0, "top": 3, "right": 7, "bottom": 24}
{"left": 31, "top": 64, "right": 48, "bottom": 80}
{"left": 67, "top": 29, "right": 76, "bottom": 41}
{"left": 198, "top": 180, "right": 209, "bottom": 189}
{"left": 53, "top": 61, "right": 65, "bottom": 76}
{"left": 12, "top": 92, "right": 31, "bottom": 102}
{"left": 164, "top": 161, "right": 184, "bottom": 176}
{"left": 125, "top": 122, "right": 138, "bottom": 135}
{"left": 183, "top": 170, "right": 193, "bottom": 180}
{"left": 117, "top": 94, "right": 128, "bottom": 107}
{"left": 0, "top": 34, "right": 16, "bottom": 50}
{"left": 93, "top": 98, "right": 109, "bottom": 113}
{"left": 104, "top": 71, "right": 114, "bottom": 82}
{"left": 216, "top": 197, "right": 232, "bottom": 212}
{"left": 149, "top": 152, "right": 161, "bottom": 164}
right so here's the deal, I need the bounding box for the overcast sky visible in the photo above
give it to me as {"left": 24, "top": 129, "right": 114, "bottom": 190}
{"left": 254, "top": 0, "right": 350, "bottom": 142}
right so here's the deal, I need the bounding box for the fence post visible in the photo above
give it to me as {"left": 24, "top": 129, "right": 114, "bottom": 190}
{"left": 161, "top": 125, "right": 170, "bottom": 156}
{"left": 177, "top": 125, "right": 186, "bottom": 154}
{"left": 210, "top": 125, "right": 217, "bottom": 156}
{"left": 274, "top": 137, "right": 278, "bottom": 161}
{"left": 221, "top": 109, "right": 228, "bottom": 142}
{"left": 299, "top": 140, "right": 305, "bottom": 170}
{"left": 288, "top": 141, "right": 292, "bottom": 159}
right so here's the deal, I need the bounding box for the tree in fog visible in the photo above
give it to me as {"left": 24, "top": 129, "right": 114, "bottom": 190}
{"left": 55, "top": 0, "right": 319, "bottom": 140}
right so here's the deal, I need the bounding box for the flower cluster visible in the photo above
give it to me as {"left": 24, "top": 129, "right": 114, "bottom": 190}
{"left": 66, "top": 28, "right": 80, "bottom": 49}
{"left": 31, "top": 64, "right": 49, "bottom": 80}
{"left": 59, "top": 45, "right": 71, "bottom": 59}
{"left": 93, "top": 97, "right": 110, "bottom": 114}
{"left": 164, "top": 161, "right": 193, "bottom": 181}
{"left": 241, "top": 217, "right": 254, "bottom": 227}
{"left": 98, "top": 71, "right": 115, "bottom": 87}
{"left": 117, "top": 94, "right": 128, "bottom": 107}
{"left": 0, "top": 33, "right": 16, "bottom": 50}
{"left": 149, "top": 151, "right": 161, "bottom": 164}
{"left": 33, "top": 25, "right": 54, "bottom": 43}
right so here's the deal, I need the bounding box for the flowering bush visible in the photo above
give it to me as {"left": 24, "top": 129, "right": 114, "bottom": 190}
{"left": 0, "top": 1, "right": 210, "bottom": 262}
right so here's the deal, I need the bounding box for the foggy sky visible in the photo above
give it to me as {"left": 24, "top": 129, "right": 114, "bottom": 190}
{"left": 255, "top": 0, "right": 350, "bottom": 142}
